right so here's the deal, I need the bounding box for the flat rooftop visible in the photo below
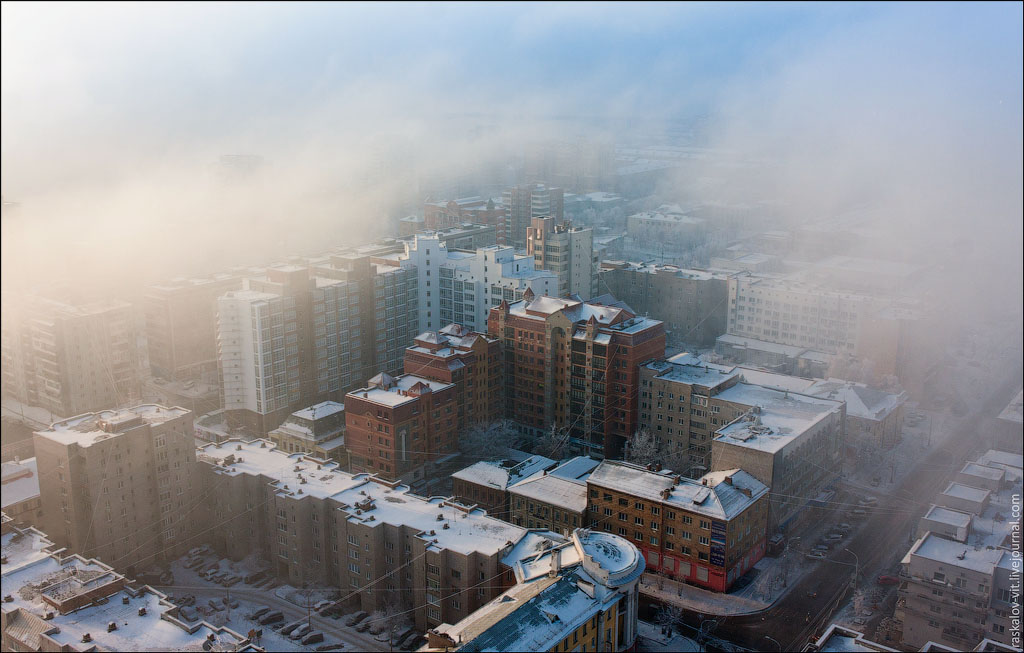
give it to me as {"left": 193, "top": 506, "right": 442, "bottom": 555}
{"left": 35, "top": 404, "right": 189, "bottom": 448}
{"left": 904, "top": 532, "right": 1007, "bottom": 575}
{"left": 348, "top": 373, "right": 455, "bottom": 408}
{"left": 644, "top": 356, "right": 740, "bottom": 388}
{"left": 199, "top": 439, "right": 530, "bottom": 557}
{"left": 922, "top": 505, "right": 972, "bottom": 529}
{"left": 714, "top": 384, "right": 843, "bottom": 454}
{"left": 1, "top": 458, "right": 40, "bottom": 509}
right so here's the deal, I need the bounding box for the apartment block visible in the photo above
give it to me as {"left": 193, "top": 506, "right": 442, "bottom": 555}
{"left": 586, "top": 460, "right": 769, "bottom": 592}
{"left": 502, "top": 183, "right": 563, "bottom": 248}
{"left": 451, "top": 455, "right": 557, "bottom": 515}
{"left": 403, "top": 323, "right": 502, "bottom": 430}
{"left": 599, "top": 261, "right": 731, "bottom": 346}
{"left": 395, "top": 233, "right": 557, "bottom": 334}
{"left": 196, "top": 439, "right": 561, "bottom": 633}
{"left": 267, "top": 400, "right": 347, "bottom": 464}
{"left": 1, "top": 457, "right": 41, "bottom": 528}
{"left": 711, "top": 384, "right": 845, "bottom": 533}
{"left": 508, "top": 456, "right": 601, "bottom": 536}
{"left": 217, "top": 257, "right": 418, "bottom": 434}
{"left": 1, "top": 297, "right": 140, "bottom": 417}
{"left": 526, "top": 216, "right": 598, "bottom": 299}
{"left": 344, "top": 372, "right": 457, "bottom": 482}
{"left": 32, "top": 404, "right": 197, "bottom": 572}
{"left": 625, "top": 205, "right": 707, "bottom": 247}
{"left": 488, "top": 293, "right": 666, "bottom": 458}
{"left": 0, "top": 518, "right": 250, "bottom": 652}
{"left": 426, "top": 530, "right": 644, "bottom": 652}
{"left": 423, "top": 197, "right": 506, "bottom": 239}
{"left": 141, "top": 272, "right": 242, "bottom": 382}
{"left": 897, "top": 451, "right": 1021, "bottom": 651}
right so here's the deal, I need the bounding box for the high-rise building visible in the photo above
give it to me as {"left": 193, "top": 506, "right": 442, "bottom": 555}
{"left": 526, "top": 217, "right": 597, "bottom": 299}
{"left": 396, "top": 234, "right": 557, "bottom": 334}
{"left": 501, "top": 184, "right": 563, "bottom": 248}
{"left": 600, "top": 261, "right": 732, "bottom": 346}
{"left": 1, "top": 297, "right": 141, "bottom": 417}
{"left": 217, "top": 256, "right": 418, "bottom": 434}
{"left": 488, "top": 292, "right": 665, "bottom": 457}
{"left": 403, "top": 323, "right": 503, "bottom": 430}
{"left": 344, "top": 372, "right": 458, "bottom": 482}
{"left": 141, "top": 273, "right": 242, "bottom": 382}
{"left": 32, "top": 404, "right": 197, "bottom": 572}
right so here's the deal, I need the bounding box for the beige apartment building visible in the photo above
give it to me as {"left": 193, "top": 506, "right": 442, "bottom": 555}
{"left": 197, "top": 439, "right": 563, "bottom": 632}
{"left": 2, "top": 297, "right": 141, "bottom": 417}
{"left": 32, "top": 404, "right": 197, "bottom": 574}
{"left": 526, "top": 216, "right": 598, "bottom": 299}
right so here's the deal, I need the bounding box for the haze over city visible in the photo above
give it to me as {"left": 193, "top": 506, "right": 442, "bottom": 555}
{"left": 1, "top": 3, "right": 1021, "bottom": 653}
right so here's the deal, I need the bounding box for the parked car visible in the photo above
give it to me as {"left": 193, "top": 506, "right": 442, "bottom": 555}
{"left": 243, "top": 570, "right": 267, "bottom": 584}
{"left": 289, "top": 624, "right": 312, "bottom": 640}
{"left": 805, "top": 551, "right": 826, "bottom": 560}
{"left": 301, "top": 631, "right": 325, "bottom": 645}
{"left": 824, "top": 534, "right": 844, "bottom": 542}
{"left": 248, "top": 606, "right": 270, "bottom": 620}
{"left": 345, "top": 611, "right": 368, "bottom": 627}
{"left": 259, "top": 611, "right": 284, "bottom": 626}
{"left": 877, "top": 575, "right": 900, "bottom": 586}
{"left": 356, "top": 620, "right": 372, "bottom": 633}
{"left": 184, "top": 557, "right": 204, "bottom": 569}
{"left": 278, "top": 620, "right": 304, "bottom": 636}
{"left": 835, "top": 522, "right": 852, "bottom": 532}
{"left": 222, "top": 575, "right": 241, "bottom": 587}
{"left": 850, "top": 509, "right": 868, "bottom": 518}
{"left": 402, "top": 635, "right": 426, "bottom": 651}
{"left": 859, "top": 496, "right": 878, "bottom": 507}
{"left": 208, "top": 598, "right": 224, "bottom": 611}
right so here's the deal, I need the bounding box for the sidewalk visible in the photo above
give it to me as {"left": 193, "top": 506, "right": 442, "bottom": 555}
{"left": 637, "top": 620, "right": 700, "bottom": 652}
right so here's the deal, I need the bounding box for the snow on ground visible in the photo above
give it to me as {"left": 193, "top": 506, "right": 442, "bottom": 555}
{"left": 637, "top": 620, "right": 701, "bottom": 652}
{"left": 275, "top": 585, "right": 339, "bottom": 607}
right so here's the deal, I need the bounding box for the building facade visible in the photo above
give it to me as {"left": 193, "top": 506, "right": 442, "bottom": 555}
{"left": 2, "top": 297, "right": 141, "bottom": 417}
{"left": 196, "top": 439, "right": 551, "bottom": 633}
{"left": 424, "top": 197, "right": 506, "bottom": 240}
{"left": 502, "top": 184, "right": 564, "bottom": 248}
{"left": 426, "top": 530, "right": 644, "bottom": 653}
{"left": 344, "top": 372, "right": 457, "bottom": 482}
{"left": 586, "top": 460, "right": 769, "bottom": 592}
{"left": 508, "top": 456, "right": 600, "bottom": 536}
{"left": 488, "top": 293, "right": 665, "bottom": 458}
{"left": 526, "top": 217, "right": 598, "bottom": 299}
{"left": 267, "top": 400, "right": 347, "bottom": 464}
{"left": 403, "top": 324, "right": 502, "bottom": 430}
{"left": 141, "top": 273, "right": 242, "bottom": 382}
{"left": 32, "top": 404, "right": 197, "bottom": 573}
{"left": 600, "top": 261, "right": 731, "bottom": 346}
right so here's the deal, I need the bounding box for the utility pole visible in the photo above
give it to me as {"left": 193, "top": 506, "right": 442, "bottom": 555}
{"left": 846, "top": 548, "right": 860, "bottom": 590}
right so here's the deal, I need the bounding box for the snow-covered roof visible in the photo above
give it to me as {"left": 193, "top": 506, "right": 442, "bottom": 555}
{"left": 1, "top": 524, "right": 246, "bottom": 651}
{"left": 1, "top": 458, "right": 39, "bottom": 509}
{"left": 291, "top": 401, "right": 344, "bottom": 421}
{"left": 509, "top": 472, "right": 588, "bottom": 513}
{"left": 430, "top": 530, "right": 643, "bottom": 652}
{"left": 586, "top": 461, "right": 767, "bottom": 521}
{"left": 997, "top": 389, "right": 1023, "bottom": 425}
{"left": 905, "top": 532, "right": 1007, "bottom": 575}
{"left": 976, "top": 450, "right": 1024, "bottom": 480}
{"left": 805, "top": 379, "right": 906, "bottom": 421}
{"left": 198, "top": 440, "right": 532, "bottom": 557}
{"left": 35, "top": 405, "right": 190, "bottom": 448}
{"left": 714, "top": 384, "right": 843, "bottom": 454}
{"left": 644, "top": 356, "right": 740, "bottom": 388}
{"left": 921, "top": 505, "right": 972, "bottom": 529}
{"left": 959, "top": 462, "right": 1005, "bottom": 483}
{"left": 940, "top": 482, "right": 990, "bottom": 505}
{"left": 812, "top": 624, "right": 900, "bottom": 652}
{"left": 737, "top": 367, "right": 816, "bottom": 393}
{"left": 452, "top": 456, "right": 557, "bottom": 491}
{"left": 348, "top": 373, "right": 454, "bottom": 408}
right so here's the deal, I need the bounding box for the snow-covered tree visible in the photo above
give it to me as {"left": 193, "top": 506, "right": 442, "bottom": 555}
{"left": 460, "top": 419, "right": 521, "bottom": 461}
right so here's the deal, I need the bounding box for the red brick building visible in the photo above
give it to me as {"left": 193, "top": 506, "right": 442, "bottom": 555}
{"left": 488, "top": 291, "right": 666, "bottom": 457}
{"left": 403, "top": 323, "right": 502, "bottom": 430}
{"left": 424, "top": 197, "right": 506, "bottom": 242}
{"left": 344, "top": 372, "right": 457, "bottom": 481}
{"left": 586, "top": 460, "right": 769, "bottom": 592}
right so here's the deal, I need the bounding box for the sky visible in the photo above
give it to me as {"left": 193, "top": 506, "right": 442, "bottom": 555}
{"left": 1, "top": 1, "right": 1021, "bottom": 294}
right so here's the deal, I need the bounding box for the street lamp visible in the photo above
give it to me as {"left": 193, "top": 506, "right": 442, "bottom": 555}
{"left": 845, "top": 548, "right": 860, "bottom": 589}
{"left": 764, "top": 635, "right": 782, "bottom": 652}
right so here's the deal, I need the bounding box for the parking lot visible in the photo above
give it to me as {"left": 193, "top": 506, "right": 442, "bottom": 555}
{"left": 153, "top": 547, "right": 424, "bottom": 651}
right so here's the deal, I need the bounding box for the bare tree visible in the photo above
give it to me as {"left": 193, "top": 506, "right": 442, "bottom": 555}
{"left": 460, "top": 419, "right": 520, "bottom": 461}
{"left": 532, "top": 423, "right": 569, "bottom": 459}
{"left": 623, "top": 428, "right": 659, "bottom": 467}
{"left": 655, "top": 603, "right": 683, "bottom": 636}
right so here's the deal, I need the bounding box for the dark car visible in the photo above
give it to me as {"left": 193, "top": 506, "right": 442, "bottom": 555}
{"left": 877, "top": 575, "right": 900, "bottom": 586}
{"left": 302, "top": 631, "right": 325, "bottom": 645}
{"left": 258, "top": 610, "right": 284, "bottom": 626}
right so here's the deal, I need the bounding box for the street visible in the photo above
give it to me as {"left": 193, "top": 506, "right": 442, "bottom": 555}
{"left": 667, "top": 364, "right": 1023, "bottom": 651}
